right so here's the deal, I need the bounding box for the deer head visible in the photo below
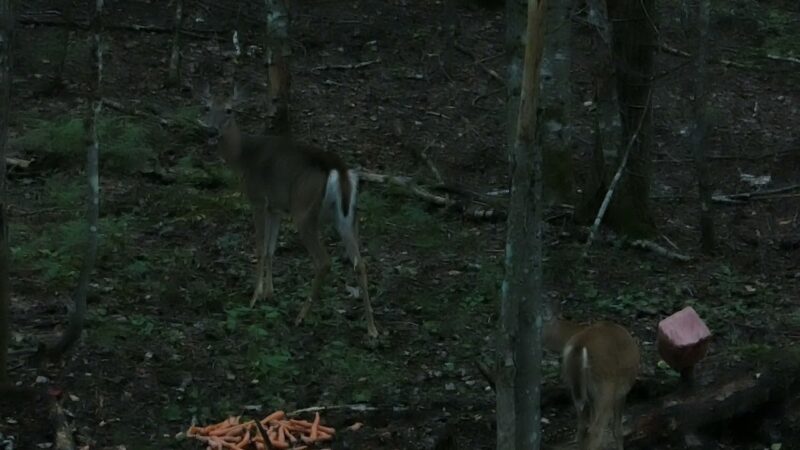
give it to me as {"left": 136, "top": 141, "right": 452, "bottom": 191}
{"left": 197, "top": 83, "right": 245, "bottom": 162}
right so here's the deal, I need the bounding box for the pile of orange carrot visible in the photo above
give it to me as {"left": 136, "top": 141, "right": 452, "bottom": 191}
{"left": 186, "top": 410, "right": 334, "bottom": 450}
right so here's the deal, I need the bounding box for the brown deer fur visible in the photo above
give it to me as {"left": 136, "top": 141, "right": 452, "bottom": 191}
{"left": 544, "top": 319, "right": 640, "bottom": 450}
{"left": 198, "top": 84, "right": 378, "bottom": 338}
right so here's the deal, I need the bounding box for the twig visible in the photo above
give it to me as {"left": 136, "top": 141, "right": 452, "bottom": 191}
{"left": 311, "top": 58, "right": 380, "bottom": 71}
{"left": 452, "top": 43, "right": 505, "bottom": 85}
{"left": 415, "top": 142, "right": 445, "bottom": 185}
{"left": 584, "top": 90, "right": 653, "bottom": 254}
{"left": 102, "top": 98, "right": 170, "bottom": 126}
{"left": 659, "top": 42, "right": 749, "bottom": 69}
{"left": 628, "top": 239, "right": 691, "bottom": 262}
{"left": 713, "top": 184, "right": 800, "bottom": 202}
{"left": 17, "top": 15, "right": 222, "bottom": 39}
{"left": 287, "top": 404, "right": 405, "bottom": 417}
{"left": 765, "top": 54, "right": 800, "bottom": 65}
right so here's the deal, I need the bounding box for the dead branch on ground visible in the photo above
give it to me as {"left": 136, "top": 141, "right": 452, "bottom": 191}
{"left": 628, "top": 239, "right": 691, "bottom": 262}
{"left": 360, "top": 171, "right": 503, "bottom": 220}
{"left": 311, "top": 59, "right": 381, "bottom": 72}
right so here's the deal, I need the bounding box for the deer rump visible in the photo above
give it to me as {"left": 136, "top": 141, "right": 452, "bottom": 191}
{"left": 561, "top": 322, "right": 640, "bottom": 450}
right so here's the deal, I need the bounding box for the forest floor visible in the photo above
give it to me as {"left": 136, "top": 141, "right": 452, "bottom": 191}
{"left": 2, "top": 0, "right": 799, "bottom": 449}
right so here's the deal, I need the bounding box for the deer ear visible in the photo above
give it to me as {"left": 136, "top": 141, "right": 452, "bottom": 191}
{"left": 196, "top": 81, "right": 212, "bottom": 105}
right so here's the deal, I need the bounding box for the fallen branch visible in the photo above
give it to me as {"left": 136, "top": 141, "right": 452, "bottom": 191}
{"left": 712, "top": 184, "right": 800, "bottom": 203}
{"left": 18, "top": 14, "right": 222, "bottom": 39}
{"left": 6, "top": 156, "right": 31, "bottom": 169}
{"left": 311, "top": 58, "right": 380, "bottom": 71}
{"left": 628, "top": 239, "right": 691, "bottom": 262}
{"left": 287, "top": 404, "right": 404, "bottom": 417}
{"left": 766, "top": 53, "right": 800, "bottom": 65}
{"left": 453, "top": 43, "right": 505, "bottom": 85}
{"left": 623, "top": 346, "right": 800, "bottom": 448}
{"left": 103, "top": 98, "right": 170, "bottom": 126}
{"left": 360, "top": 171, "right": 503, "bottom": 220}
{"left": 659, "top": 42, "right": 749, "bottom": 69}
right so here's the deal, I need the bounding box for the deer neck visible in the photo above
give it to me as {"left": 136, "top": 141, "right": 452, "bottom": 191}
{"left": 218, "top": 120, "right": 244, "bottom": 167}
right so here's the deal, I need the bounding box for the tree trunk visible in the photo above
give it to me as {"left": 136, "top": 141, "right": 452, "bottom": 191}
{"left": 43, "top": 0, "right": 102, "bottom": 360}
{"left": 0, "top": 0, "right": 12, "bottom": 384}
{"left": 506, "top": 0, "right": 571, "bottom": 205}
{"left": 688, "top": 0, "right": 714, "bottom": 252}
{"left": 498, "top": 0, "right": 547, "bottom": 448}
{"left": 605, "top": 0, "right": 657, "bottom": 237}
{"left": 264, "top": 0, "right": 290, "bottom": 136}
{"left": 167, "top": 0, "right": 184, "bottom": 86}
{"left": 538, "top": 0, "right": 572, "bottom": 204}
{"left": 576, "top": 0, "right": 622, "bottom": 224}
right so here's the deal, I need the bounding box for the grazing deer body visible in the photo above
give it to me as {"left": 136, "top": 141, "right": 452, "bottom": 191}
{"left": 544, "top": 319, "right": 640, "bottom": 450}
{"left": 199, "top": 85, "right": 378, "bottom": 338}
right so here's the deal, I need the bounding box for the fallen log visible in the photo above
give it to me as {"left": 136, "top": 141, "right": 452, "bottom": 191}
{"left": 623, "top": 346, "right": 800, "bottom": 448}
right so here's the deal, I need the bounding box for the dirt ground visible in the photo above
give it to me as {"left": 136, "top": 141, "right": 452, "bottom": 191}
{"left": 1, "top": 0, "right": 799, "bottom": 449}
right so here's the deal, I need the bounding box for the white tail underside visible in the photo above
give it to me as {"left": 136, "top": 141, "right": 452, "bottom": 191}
{"left": 323, "top": 169, "right": 359, "bottom": 233}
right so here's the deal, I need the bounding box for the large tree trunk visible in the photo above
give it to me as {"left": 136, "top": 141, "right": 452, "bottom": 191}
{"left": 687, "top": 0, "right": 714, "bottom": 252}
{"left": 264, "top": 0, "right": 290, "bottom": 136}
{"left": 43, "top": 0, "right": 102, "bottom": 360}
{"left": 605, "top": 0, "right": 657, "bottom": 236}
{"left": 498, "top": 0, "right": 547, "bottom": 448}
{"left": 0, "top": 0, "right": 12, "bottom": 384}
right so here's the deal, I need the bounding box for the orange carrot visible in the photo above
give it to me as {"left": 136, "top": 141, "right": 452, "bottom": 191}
{"left": 316, "top": 430, "right": 334, "bottom": 442}
{"left": 317, "top": 424, "right": 336, "bottom": 435}
{"left": 289, "top": 419, "right": 313, "bottom": 428}
{"left": 309, "top": 412, "right": 320, "bottom": 441}
{"left": 260, "top": 410, "right": 286, "bottom": 425}
{"left": 281, "top": 424, "right": 297, "bottom": 443}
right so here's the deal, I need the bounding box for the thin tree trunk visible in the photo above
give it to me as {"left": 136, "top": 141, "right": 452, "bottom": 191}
{"left": 264, "top": 0, "right": 290, "bottom": 136}
{"left": 688, "top": 0, "right": 714, "bottom": 251}
{"left": 538, "top": 0, "right": 572, "bottom": 204}
{"left": 606, "top": 0, "right": 657, "bottom": 236}
{"left": 498, "top": 0, "right": 547, "bottom": 448}
{"left": 167, "top": 0, "right": 184, "bottom": 86}
{"left": 44, "top": 0, "right": 102, "bottom": 359}
{"left": 0, "top": 0, "right": 12, "bottom": 384}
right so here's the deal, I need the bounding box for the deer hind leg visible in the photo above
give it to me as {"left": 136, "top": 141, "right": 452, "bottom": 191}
{"left": 585, "top": 387, "right": 615, "bottom": 450}
{"left": 250, "top": 202, "right": 268, "bottom": 307}
{"left": 611, "top": 393, "right": 626, "bottom": 450}
{"left": 260, "top": 210, "right": 281, "bottom": 301}
{"left": 338, "top": 210, "right": 378, "bottom": 338}
{"left": 294, "top": 220, "right": 331, "bottom": 326}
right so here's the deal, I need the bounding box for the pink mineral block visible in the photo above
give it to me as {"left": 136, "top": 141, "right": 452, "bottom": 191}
{"left": 657, "top": 306, "right": 712, "bottom": 373}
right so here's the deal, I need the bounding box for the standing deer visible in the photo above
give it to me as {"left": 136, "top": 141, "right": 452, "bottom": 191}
{"left": 197, "top": 83, "right": 378, "bottom": 338}
{"left": 544, "top": 318, "right": 640, "bottom": 450}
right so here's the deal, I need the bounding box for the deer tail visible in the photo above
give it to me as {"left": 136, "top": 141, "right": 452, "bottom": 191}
{"left": 324, "top": 169, "right": 358, "bottom": 231}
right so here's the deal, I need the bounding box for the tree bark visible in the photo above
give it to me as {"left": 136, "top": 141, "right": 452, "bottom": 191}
{"left": 605, "top": 0, "right": 657, "bottom": 236}
{"left": 506, "top": 0, "right": 570, "bottom": 205}
{"left": 538, "top": 0, "right": 572, "bottom": 204}
{"left": 264, "top": 0, "right": 290, "bottom": 136}
{"left": 0, "top": 0, "right": 12, "bottom": 384}
{"left": 687, "top": 0, "right": 714, "bottom": 252}
{"left": 498, "top": 0, "right": 547, "bottom": 448}
{"left": 167, "top": 0, "right": 184, "bottom": 86}
{"left": 43, "top": 0, "right": 102, "bottom": 359}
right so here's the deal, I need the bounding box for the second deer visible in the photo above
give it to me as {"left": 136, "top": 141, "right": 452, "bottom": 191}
{"left": 544, "top": 318, "right": 641, "bottom": 450}
{"left": 197, "top": 83, "right": 378, "bottom": 338}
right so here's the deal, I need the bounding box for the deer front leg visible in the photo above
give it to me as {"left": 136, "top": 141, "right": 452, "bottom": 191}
{"left": 250, "top": 203, "right": 268, "bottom": 307}
{"left": 294, "top": 225, "right": 331, "bottom": 326}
